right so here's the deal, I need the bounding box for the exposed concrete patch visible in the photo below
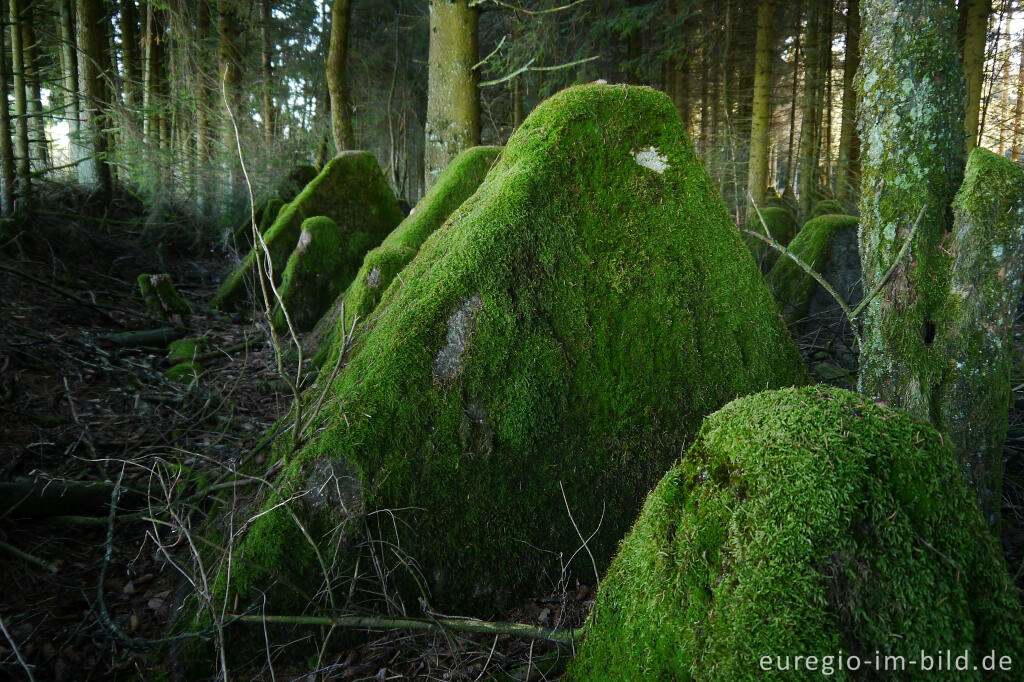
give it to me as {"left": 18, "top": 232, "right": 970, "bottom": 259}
{"left": 632, "top": 146, "right": 669, "bottom": 174}
{"left": 296, "top": 228, "right": 313, "bottom": 253}
{"left": 366, "top": 266, "right": 382, "bottom": 289}
{"left": 433, "top": 293, "right": 483, "bottom": 383}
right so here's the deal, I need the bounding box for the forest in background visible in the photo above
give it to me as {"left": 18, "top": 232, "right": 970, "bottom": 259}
{"left": 2, "top": 0, "right": 1022, "bottom": 225}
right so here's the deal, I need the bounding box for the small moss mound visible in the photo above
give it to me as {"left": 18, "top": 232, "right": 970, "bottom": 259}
{"left": 138, "top": 273, "right": 191, "bottom": 321}
{"left": 810, "top": 198, "right": 847, "bottom": 218}
{"left": 768, "top": 214, "right": 862, "bottom": 326}
{"left": 568, "top": 386, "right": 1023, "bottom": 681}
{"left": 165, "top": 360, "right": 201, "bottom": 383}
{"left": 167, "top": 337, "right": 208, "bottom": 364}
{"left": 211, "top": 152, "right": 403, "bottom": 312}
{"left": 313, "top": 145, "right": 501, "bottom": 364}
{"left": 270, "top": 216, "right": 346, "bottom": 332}
{"left": 210, "top": 84, "right": 807, "bottom": 619}
{"left": 743, "top": 206, "right": 798, "bottom": 271}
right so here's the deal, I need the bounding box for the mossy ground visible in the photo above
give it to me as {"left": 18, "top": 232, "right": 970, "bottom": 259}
{"left": 314, "top": 145, "right": 501, "bottom": 365}
{"left": 743, "top": 206, "right": 798, "bottom": 271}
{"left": 212, "top": 84, "right": 807, "bottom": 620}
{"left": 568, "top": 386, "right": 1023, "bottom": 681}
{"left": 167, "top": 336, "right": 208, "bottom": 364}
{"left": 211, "top": 152, "right": 403, "bottom": 312}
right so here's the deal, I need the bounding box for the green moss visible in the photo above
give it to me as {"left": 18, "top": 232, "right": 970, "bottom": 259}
{"left": 167, "top": 337, "right": 208, "bottom": 364}
{"left": 230, "top": 198, "right": 286, "bottom": 252}
{"left": 568, "top": 386, "right": 1023, "bottom": 681}
{"left": 270, "top": 216, "right": 346, "bottom": 332}
{"left": 277, "top": 163, "right": 319, "bottom": 201}
{"left": 768, "top": 214, "right": 860, "bottom": 324}
{"left": 313, "top": 145, "right": 501, "bottom": 365}
{"left": 809, "top": 198, "right": 846, "bottom": 218}
{"left": 166, "top": 360, "right": 201, "bottom": 383}
{"left": 211, "top": 152, "right": 403, "bottom": 312}
{"left": 211, "top": 84, "right": 808, "bottom": 621}
{"left": 743, "top": 206, "right": 798, "bottom": 272}
{"left": 138, "top": 273, "right": 191, "bottom": 320}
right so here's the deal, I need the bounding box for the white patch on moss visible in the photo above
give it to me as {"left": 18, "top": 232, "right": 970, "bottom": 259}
{"left": 296, "top": 228, "right": 313, "bottom": 253}
{"left": 632, "top": 146, "right": 669, "bottom": 174}
{"left": 367, "top": 266, "right": 381, "bottom": 289}
{"left": 433, "top": 293, "right": 484, "bottom": 382}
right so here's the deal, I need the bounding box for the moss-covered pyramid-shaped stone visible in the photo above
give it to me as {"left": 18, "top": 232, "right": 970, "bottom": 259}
{"left": 218, "top": 84, "right": 807, "bottom": 616}
{"left": 568, "top": 386, "right": 1023, "bottom": 681}
{"left": 270, "top": 217, "right": 346, "bottom": 332}
{"left": 212, "top": 152, "right": 403, "bottom": 312}
{"left": 743, "top": 206, "right": 798, "bottom": 272}
{"left": 768, "top": 214, "right": 862, "bottom": 328}
{"left": 313, "top": 145, "right": 501, "bottom": 364}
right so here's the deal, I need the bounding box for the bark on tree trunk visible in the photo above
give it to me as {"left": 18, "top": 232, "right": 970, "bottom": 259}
{"left": 261, "top": 0, "right": 275, "bottom": 146}
{"left": 859, "top": 0, "right": 1024, "bottom": 523}
{"left": 836, "top": 0, "right": 860, "bottom": 205}
{"left": 9, "top": 0, "right": 29, "bottom": 198}
{"left": 120, "top": 0, "right": 141, "bottom": 114}
{"left": 797, "top": 0, "right": 826, "bottom": 219}
{"left": 196, "top": 0, "right": 212, "bottom": 209}
{"left": 424, "top": 0, "right": 479, "bottom": 190}
{"left": 1013, "top": 30, "right": 1024, "bottom": 161}
{"left": 0, "top": 14, "right": 14, "bottom": 215}
{"left": 327, "top": 0, "right": 353, "bottom": 153}
{"left": 218, "top": 0, "right": 244, "bottom": 195}
{"left": 962, "top": 0, "right": 990, "bottom": 153}
{"left": 77, "top": 0, "right": 113, "bottom": 196}
{"left": 21, "top": 1, "right": 46, "bottom": 169}
{"left": 747, "top": 0, "right": 775, "bottom": 211}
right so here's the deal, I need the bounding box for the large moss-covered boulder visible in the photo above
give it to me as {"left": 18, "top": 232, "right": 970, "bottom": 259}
{"left": 768, "top": 214, "right": 862, "bottom": 329}
{"left": 270, "top": 217, "right": 346, "bottom": 332}
{"left": 743, "top": 206, "right": 798, "bottom": 272}
{"left": 212, "top": 152, "right": 403, "bottom": 312}
{"left": 568, "top": 386, "right": 1023, "bottom": 681}
{"left": 313, "top": 145, "right": 501, "bottom": 364}
{"left": 212, "top": 84, "right": 807, "bottom": 620}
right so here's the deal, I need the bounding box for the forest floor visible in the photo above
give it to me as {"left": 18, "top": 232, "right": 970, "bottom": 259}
{"left": 0, "top": 186, "right": 1022, "bottom": 681}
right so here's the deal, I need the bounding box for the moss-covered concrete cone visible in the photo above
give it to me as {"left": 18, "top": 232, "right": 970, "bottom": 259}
{"left": 809, "top": 197, "right": 846, "bottom": 219}
{"left": 138, "top": 273, "right": 191, "bottom": 321}
{"left": 313, "top": 145, "right": 501, "bottom": 364}
{"left": 768, "top": 214, "right": 862, "bottom": 328}
{"left": 568, "top": 386, "right": 1023, "bottom": 681}
{"left": 271, "top": 216, "right": 345, "bottom": 332}
{"left": 211, "top": 151, "right": 403, "bottom": 312}
{"left": 204, "top": 84, "right": 807, "bottom": 623}
{"left": 743, "top": 206, "right": 797, "bottom": 271}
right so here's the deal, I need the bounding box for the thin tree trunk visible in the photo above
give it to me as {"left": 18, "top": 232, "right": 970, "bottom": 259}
{"left": 747, "top": 0, "right": 775, "bottom": 210}
{"left": 836, "top": 0, "right": 860, "bottom": 205}
{"left": 9, "top": 0, "right": 29, "bottom": 198}
{"left": 424, "top": 0, "right": 479, "bottom": 190}
{"left": 821, "top": 6, "right": 833, "bottom": 191}
{"left": 0, "top": 13, "right": 14, "bottom": 215}
{"left": 218, "top": 0, "right": 244, "bottom": 194}
{"left": 1013, "top": 28, "right": 1024, "bottom": 161}
{"left": 797, "top": 0, "right": 826, "bottom": 218}
{"left": 59, "top": 0, "right": 81, "bottom": 168}
{"left": 77, "top": 0, "right": 113, "bottom": 196}
{"left": 196, "top": 0, "right": 212, "bottom": 208}
{"left": 261, "top": 0, "right": 275, "bottom": 145}
{"left": 962, "top": 0, "right": 990, "bottom": 153}
{"left": 326, "top": 0, "right": 353, "bottom": 152}
{"left": 121, "top": 0, "right": 140, "bottom": 114}
{"left": 21, "top": 1, "right": 45, "bottom": 169}
{"left": 784, "top": 16, "right": 800, "bottom": 195}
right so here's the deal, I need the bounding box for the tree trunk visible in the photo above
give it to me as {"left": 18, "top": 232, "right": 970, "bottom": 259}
{"left": 797, "top": 0, "right": 826, "bottom": 218}
{"left": 59, "top": 0, "right": 82, "bottom": 169}
{"left": 76, "top": 0, "right": 113, "bottom": 196}
{"left": 21, "top": 1, "right": 46, "bottom": 169}
{"left": 261, "top": 0, "right": 275, "bottom": 146}
{"left": 326, "top": 0, "right": 353, "bottom": 153}
{"left": 0, "top": 12, "right": 14, "bottom": 215}
{"left": 1013, "top": 28, "right": 1024, "bottom": 161}
{"left": 424, "top": 0, "right": 479, "bottom": 190}
{"left": 120, "top": 0, "right": 141, "bottom": 113}
{"left": 9, "top": 0, "right": 29, "bottom": 198}
{"left": 218, "top": 0, "right": 245, "bottom": 194}
{"left": 962, "top": 0, "right": 990, "bottom": 153}
{"left": 196, "top": 0, "right": 212, "bottom": 208}
{"left": 784, "top": 15, "right": 800, "bottom": 194}
{"left": 836, "top": 0, "right": 860, "bottom": 205}
{"left": 858, "top": 0, "right": 1024, "bottom": 523}
{"left": 747, "top": 0, "right": 775, "bottom": 210}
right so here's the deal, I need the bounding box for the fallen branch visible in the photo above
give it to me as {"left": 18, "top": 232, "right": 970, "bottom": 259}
{"left": 232, "top": 612, "right": 579, "bottom": 645}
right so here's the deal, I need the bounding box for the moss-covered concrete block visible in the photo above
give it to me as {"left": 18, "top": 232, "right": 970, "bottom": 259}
{"left": 313, "top": 145, "right": 502, "bottom": 364}
{"left": 138, "top": 273, "right": 191, "bottom": 322}
{"left": 213, "top": 84, "right": 808, "bottom": 619}
{"left": 809, "top": 197, "right": 846, "bottom": 218}
{"left": 165, "top": 360, "right": 201, "bottom": 384}
{"left": 568, "top": 386, "right": 1023, "bottom": 681}
{"left": 167, "top": 336, "right": 208, "bottom": 364}
{"left": 230, "top": 198, "right": 285, "bottom": 252}
{"left": 211, "top": 152, "right": 403, "bottom": 312}
{"left": 270, "top": 217, "right": 346, "bottom": 332}
{"left": 768, "top": 214, "right": 862, "bottom": 329}
{"left": 743, "top": 206, "right": 798, "bottom": 272}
